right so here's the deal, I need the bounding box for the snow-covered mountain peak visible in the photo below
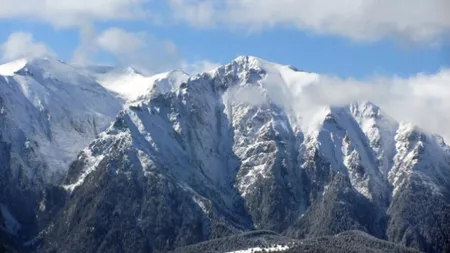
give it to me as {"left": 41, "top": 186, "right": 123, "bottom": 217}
{"left": 0, "top": 56, "right": 448, "bottom": 253}
{"left": 95, "top": 67, "right": 190, "bottom": 101}
{"left": 0, "top": 57, "right": 106, "bottom": 91}
{"left": 0, "top": 57, "right": 63, "bottom": 76}
{"left": 348, "top": 101, "right": 381, "bottom": 117}
{"left": 0, "top": 57, "right": 124, "bottom": 182}
{"left": 232, "top": 55, "right": 271, "bottom": 70}
{"left": 0, "top": 58, "right": 29, "bottom": 76}
{"left": 213, "top": 56, "right": 319, "bottom": 113}
{"left": 147, "top": 69, "right": 188, "bottom": 82}
{"left": 229, "top": 55, "right": 314, "bottom": 76}
{"left": 123, "top": 66, "right": 140, "bottom": 75}
{"left": 223, "top": 55, "right": 311, "bottom": 77}
{"left": 142, "top": 70, "right": 189, "bottom": 96}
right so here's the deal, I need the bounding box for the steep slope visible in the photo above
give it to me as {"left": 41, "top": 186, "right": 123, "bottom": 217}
{"left": 387, "top": 123, "right": 450, "bottom": 252}
{"left": 0, "top": 57, "right": 123, "bottom": 180}
{"left": 38, "top": 56, "right": 450, "bottom": 253}
{"left": 0, "top": 57, "right": 124, "bottom": 245}
{"left": 40, "top": 68, "right": 253, "bottom": 253}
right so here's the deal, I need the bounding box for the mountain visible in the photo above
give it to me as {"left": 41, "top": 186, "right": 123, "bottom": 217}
{"left": 0, "top": 56, "right": 448, "bottom": 252}
{"left": 74, "top": 64, "right": 190, "bottom": 102}
{"left": 0, "top": 57, "right": 127, "bottom": 247}
{"left": 0, "top": 57, "right": 124, "bottom": 181}
{"left": 25, "top": 56, "right": 449, "bottom": 253}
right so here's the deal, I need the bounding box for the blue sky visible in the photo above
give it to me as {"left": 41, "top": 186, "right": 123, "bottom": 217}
{"left": 0, "top": 0, "right": 449, "bottom": 78}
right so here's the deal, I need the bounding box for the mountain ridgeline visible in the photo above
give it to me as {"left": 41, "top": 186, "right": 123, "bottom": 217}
{"left": 0, "top": 56, "right": 449, "bottom": 253}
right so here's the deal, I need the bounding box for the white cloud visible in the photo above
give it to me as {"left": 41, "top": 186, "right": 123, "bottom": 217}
{"left": 0, "top": 32, "right": 55, "bottom": 61}
{"left": 96, "top": 28, "right": 146, "bottom": 55}
{"left": 169, "top": 0, "right": 218, "bottom": 28}
{"left": 168, "top": 0, "right": 450, "bottom": 44}
{"left": 0, "top": 0, "right": 148, "bottom": 28}
{"left": 71, "top": 24, "right": 98, "bottom": 64}
{"left": 180, "top": 60, "right": 221, "bottom": 74}
{"left": 223, "top": 65, "right": 450, "bottom": 140}
{"left": 90, "top": 27, "right": 219, "bottom": 75}
{"left": 0, "top": 1, "right": 153, "bottom": 65}
{"left": 286, "top": 69, "right": 450, "bottom": 140}
{"left": 94, "top": 27, "right": 180, "bottom": 74}
{"left": 2, "top": 0, "right": 449, "bottom": 45}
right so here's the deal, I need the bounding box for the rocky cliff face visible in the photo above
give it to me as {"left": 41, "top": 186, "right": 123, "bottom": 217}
{"left": 35, "top": 56, "right": 450, "bottom": 253}
{"left": 1, "top": 56, "right": 448, "bottom": 253}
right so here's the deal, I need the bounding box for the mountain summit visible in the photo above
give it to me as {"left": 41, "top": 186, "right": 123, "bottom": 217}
{"left": 0, "top": 56, "right": 448, "bottom": 253}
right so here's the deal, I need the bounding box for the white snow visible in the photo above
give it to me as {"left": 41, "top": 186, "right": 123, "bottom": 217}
{"left": 214, "top": 57, "right": 400, "bottom": 200}
{"left": 192, "top": 196, "right": 209, "bottom": 214}
{"left": 226, "top": 244, "right": 290, "bottom": 253}
{"left": 0, "top": 58, "right": 28, "bottom": 76}
{"left": 96, "top": 68, "right": 189, "bottom": 101}
{"left": 137, "top": 150, "right": 155, "bottom": 177}
{"left": 13, "top": 54, "right": 445, "bottom": 210}
{"left": 63, "top": 149, "right": 105, "bottom": 192}
{"left": 322, "top": 184, "right": 329, "bottom": 196}
{"left": 87, "top": 56, "right": 450, "bottom": 204}
{"left": 239, "top": 164, "right": 268, "bottom": 197}
{"left": 96, "top": 67, "right": 154, "bottom": 100}
{"left": 0, "top": 57, "right": 124, "bottom": 182}
{"left": 389, "top": 121, "right": 449, "bottom": 197}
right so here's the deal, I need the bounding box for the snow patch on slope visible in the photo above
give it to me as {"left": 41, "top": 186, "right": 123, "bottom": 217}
{"left": 63, "top": 150, "right": 105, "bottom": 192}
{"left": 226, "top": 244, "right": 290, "bottom": 253}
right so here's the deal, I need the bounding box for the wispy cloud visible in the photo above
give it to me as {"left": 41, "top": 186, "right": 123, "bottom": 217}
{"left": 180, "top": 60, "right": 221, "bottom": 74}
{"left": 0, "top": 32, "right": 55, "bottom": 61}
{"left": 72, "top": 27, "right": 218, "bottom": 74}
{"left": 94, "top": 27, "right": 180, "bottom": 74}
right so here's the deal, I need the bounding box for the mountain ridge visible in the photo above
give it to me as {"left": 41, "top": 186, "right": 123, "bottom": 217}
{"left": 0, "top": 56, "right": 448, "bottom": 252}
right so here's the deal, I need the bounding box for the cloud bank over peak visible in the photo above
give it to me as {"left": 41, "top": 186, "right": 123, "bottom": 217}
{"left": 212, "top": 58, "right": 450, "bottom": 140}
{"left": 285, "top": 68, "right": 450, "bottom": 140}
